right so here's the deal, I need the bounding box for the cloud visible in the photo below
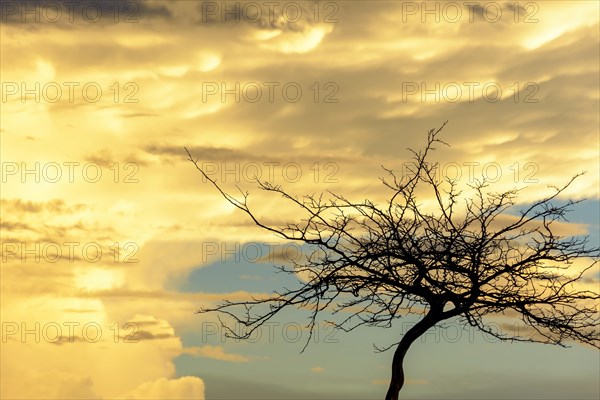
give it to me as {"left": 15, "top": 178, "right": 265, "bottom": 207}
{"left": 122, "top": 377, "right": 205, "bottom": 400}
{"left": 258, "top": 25, "right": 334, "bottom": 54}
{"left": 0, "top": 307, "right": 204, "bottom": 399}
{"left": 487, "top": 213, "right": 591, "bottom": 238}
{"left": 144, "top": 143, "right": 260, "bottom": 162}
{"left": 1, "top": 198, "right": 86, "bottom": 214}
{"left": 2, "top": 1, "right": 598, "bottom": 397}
{"left": 194, "top": 0, "right": 320, "bottom": 32}
{"left": 183, "top": 345, "right": 249, "bottom": 363}
{"left": 118, "top": 314, "right": 178, "bottom": 342}
{"left": 0, "top": 0, "right": 173, "bottom": 25}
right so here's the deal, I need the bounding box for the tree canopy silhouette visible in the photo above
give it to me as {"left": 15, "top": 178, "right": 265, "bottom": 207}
{"left": 186, "top": 122, "right": 599, "bottom": 400}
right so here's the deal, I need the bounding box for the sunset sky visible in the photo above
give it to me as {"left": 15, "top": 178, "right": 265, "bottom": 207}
{"left": 1, "top": 1, "right": 599, "bottom": 399}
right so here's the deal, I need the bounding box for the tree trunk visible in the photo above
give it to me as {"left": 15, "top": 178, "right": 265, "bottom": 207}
{"left": 385, "top": 311, "right": 440, "bottom": 400}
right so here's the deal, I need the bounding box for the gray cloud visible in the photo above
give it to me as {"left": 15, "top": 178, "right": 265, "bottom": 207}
{"left": 0, "top": 0, "right": 172, "bottom": 25}
{"left": 194, "top": 0, "right": 315, "bottom": 32}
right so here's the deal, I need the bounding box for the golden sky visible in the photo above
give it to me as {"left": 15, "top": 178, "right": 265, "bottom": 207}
{"left": 1, "top": 1, "right": 599, "bottom": 399}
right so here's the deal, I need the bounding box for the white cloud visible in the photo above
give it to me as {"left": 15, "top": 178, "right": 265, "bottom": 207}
{"left": 122, "top": 377, "right": 205, "bottom": 399}
{"left": 183, "top": 345, "right": 249, "bottom": 363}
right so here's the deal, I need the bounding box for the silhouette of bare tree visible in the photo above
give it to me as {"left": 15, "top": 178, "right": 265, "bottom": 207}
{"left": 186, "top": 122, "right": 599, "bottom": 400}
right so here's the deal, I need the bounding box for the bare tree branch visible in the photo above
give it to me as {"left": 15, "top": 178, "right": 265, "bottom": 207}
{"left": 186, "top": 122, "right": 599, "bottom": 400}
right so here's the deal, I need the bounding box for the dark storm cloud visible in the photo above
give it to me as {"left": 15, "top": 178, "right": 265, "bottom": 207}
{"left": 49, "top": 335, "right": 89, "bottom": 345}
{"left": 194, "top": 0, "right": 315, "bottom": 32}
{"left": 83, "top": 149, "right": 150, "bottom": 168}
{"left": 144, "top": 144, "right": 261, "bottom": 162}
{"left": 0, "top": 0, "right": 172, "bottom": 24}
{"left": 462, "top": 2, "right": 533, "bottom": 23}
{"left": 143, "top": 143, "right": 348, "bottom": 166}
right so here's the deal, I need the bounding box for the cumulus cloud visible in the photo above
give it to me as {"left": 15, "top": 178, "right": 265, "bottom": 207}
{"left": 122, "top": 377, "right": 205, "bottom": 399}
{"left": 183, "top": 345, "right": 249, "bottom": 363}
